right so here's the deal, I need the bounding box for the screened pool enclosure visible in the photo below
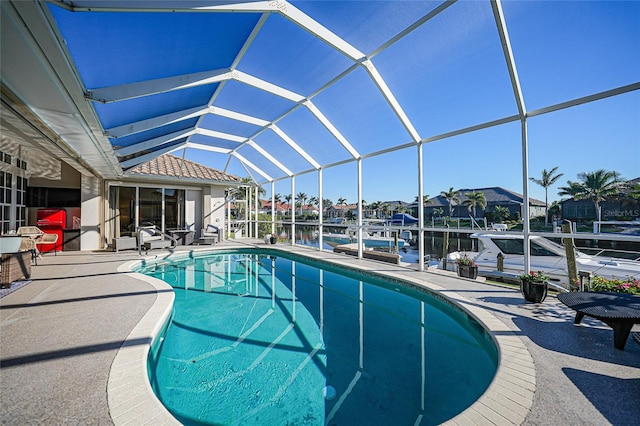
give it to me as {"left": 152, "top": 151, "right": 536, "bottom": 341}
{"left": 1, "top": 0, "right": 638, "bottom": 265}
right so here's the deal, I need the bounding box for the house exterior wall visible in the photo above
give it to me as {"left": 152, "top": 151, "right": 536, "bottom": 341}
{"left": 81, "top": 174, "right": 102, "bottom": 251}
{"left": 204, "top": 185, "right": 226, "bottom": 238}
{"left": 105, "top": 182, "right": 227, "bottom": 246}
{"left": 186, "top": 189, "right": 201, "bottom": 233}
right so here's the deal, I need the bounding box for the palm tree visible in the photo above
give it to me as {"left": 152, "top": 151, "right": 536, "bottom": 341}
{"left": 381, "top": 202, "right": 391, "bottom": 219}
{"left": 548, "top": 200, "right": 561, "bottom": 222}
{"left": 464, "top": 191, "right": 487, "bottom": 218}
{"left": 558, "top": 169, "right": 623, "bottom": 222}
{"left": 296, "top": 192, "right": 307, "bottom": 216}
{"left": 369, "top": 201, "right": 382, "bottom": 219}
{"left": 269, "top": 193, "right": 282, "bottom": 215}
{"left": 494, "top": 205, "right": 510, "bottom": 223}
{"left": 307, "top": 196, "right": 318, "bottom": 216}
{"left": 228, "top": 177, "right": 265, "bottom": 217}
{"left": 228, "top": 177, "right": 261, "bottom": 201}
{"left": 337, "top": 197, "right": 347, "bottom": 205}
{"left": 284, "top": 194, "right": 293, "bottom": 215}
{"left": 628, "top": 182, "right": 640, "bottom": 201}
{"left": 529, "top": 167, "right": 564, "bottom": 225}
{"left": 440, "top": 187, "right": 461, "bottom": 217}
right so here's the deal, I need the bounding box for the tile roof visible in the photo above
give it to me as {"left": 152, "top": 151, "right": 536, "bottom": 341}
{"left": 427, "top": 187, "right": 545, "bottom": 207}
{"left": 126, "top": 154, "right": 242, "bottom": 183}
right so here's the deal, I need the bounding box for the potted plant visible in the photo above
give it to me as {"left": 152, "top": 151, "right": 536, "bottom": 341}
{"left": 519, "top": 270, "right": 549, "bottom": 303}
{"left": 456, "top": 253, "right": 478, "bottom": 279}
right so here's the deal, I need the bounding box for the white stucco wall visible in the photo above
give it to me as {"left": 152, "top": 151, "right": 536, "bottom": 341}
{"left": 202, "top": 186, "right": 226, "bottom": 238}
{"left": 81, "top": 174, "right": 102, "bottom": 251}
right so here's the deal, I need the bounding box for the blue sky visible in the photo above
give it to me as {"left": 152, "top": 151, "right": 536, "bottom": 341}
{"left": 50, "top": 1, "right": 640, "bottom": 206}
{"left": 259, "top": 1, "right": 640, "bottom": 205}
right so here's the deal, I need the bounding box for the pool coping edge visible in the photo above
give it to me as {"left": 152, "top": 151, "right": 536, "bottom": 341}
{"left": 107, "top": 243, "right": 535, "bottom": 425}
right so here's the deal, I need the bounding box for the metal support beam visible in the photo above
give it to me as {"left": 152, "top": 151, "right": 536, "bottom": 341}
{"left": 290, "top": 176, "right": 295, "bottom": 246}
{"left": 271, "top": 181, "right": 275, "bottom": 235}
{"left": 417, "top": 143, "right": 425, "bottom": 272}
{"left": 318, "top": 168, "right": 324, "bottom": 252}
{"left": 357, "top": 158, "right": 363, "bottom": 259}
{"left": 492, "top": 0, "right": 530, "bottom": 272}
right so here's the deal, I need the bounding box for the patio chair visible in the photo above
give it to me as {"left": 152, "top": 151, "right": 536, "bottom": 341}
{"left": 17, "top": 226, "right": 44, "bottom": 240}
{"left": 200, "top": 224, "right": 220, "bottom": 244}
{"left": 35, "top": 233, "right": 59, "bottom": 255}
{"left": 17, "top": 226, "right": 44, "bottom": 264}
{"left": 138, "top": 226, "right": 175, "bottom": 251}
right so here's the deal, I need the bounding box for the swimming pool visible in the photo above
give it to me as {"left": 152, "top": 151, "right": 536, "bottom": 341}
{"left": 138, "top": 249, "right": 498, "bottom": 425}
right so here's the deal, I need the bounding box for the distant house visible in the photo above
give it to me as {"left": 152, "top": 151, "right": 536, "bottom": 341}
{"left": 259, "top": 199, "right": 290, "bottom": 216}
{"left": 326, "top": 203, "right": 358, "bottom": 219}
{"left": 365, "top": 200, "right": 412, "bottom": 219}
{"left": 420, "top": 187, "right": 546, "bottom": 219}
{"left": 299, "top": 204, "right": 319, "bottom": 216}
{"left": 560, "top": 177, "right": 640, "bottom": 222}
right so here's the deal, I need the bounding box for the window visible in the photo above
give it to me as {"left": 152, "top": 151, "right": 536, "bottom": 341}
{"left": 492, "top": 238, "right": 561, "bottom": 256}
{"left": 115, "top": 186, "right": 136, "bottom": 237}
{"left": 26, "top": 187, "right": 80, "bottom": 207}
{"left": 15, "top": 177, "right": 27, "bottom": 228}
{"left": 139, "top": 187, "right": 163, "bottom": 228}
{"left": 531, "top": 241, "right": 561, "bottom": 257}
{"left": 109, "top": 185, "right": 187, "bottom": 239}
{"left": 164, "top": 188, "right": 185, "bottom": 230}
{"left": 0, "top": 172, "right": 11, "bottom": 233}
{"left": 493, "top": 238, "right": 524, "bottom": 255}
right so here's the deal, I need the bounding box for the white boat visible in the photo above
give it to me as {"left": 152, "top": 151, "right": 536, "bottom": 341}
{"left": 463, "top": 233, "right": 640, "bottom": 288}
{"left": 322, "top": 224, "right": 408, "bottom": 249}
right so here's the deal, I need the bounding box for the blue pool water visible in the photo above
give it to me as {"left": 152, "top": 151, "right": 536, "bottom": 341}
{"left": 139, "top": 250, "right": 498, "bottom": 425}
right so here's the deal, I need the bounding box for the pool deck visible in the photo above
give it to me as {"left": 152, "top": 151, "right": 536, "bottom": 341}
{"left": 1, "top": 240, "right": 638, "bottom": 425}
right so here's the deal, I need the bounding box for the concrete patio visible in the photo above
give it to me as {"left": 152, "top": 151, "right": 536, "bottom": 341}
{"left": 1, "top": 242, "right": 638, "bottom": 425}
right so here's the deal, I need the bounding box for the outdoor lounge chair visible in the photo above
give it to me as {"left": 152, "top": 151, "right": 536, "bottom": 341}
{"left": 200, "top": 224, "right": 220, "bottom": 244}
{"left": 138, "top": 226, "right": 176, "bottom": 251}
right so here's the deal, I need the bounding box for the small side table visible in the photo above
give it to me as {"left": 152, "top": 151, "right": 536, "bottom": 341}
{"left": 168, "top": 230, "right": 195, "bottom": 245}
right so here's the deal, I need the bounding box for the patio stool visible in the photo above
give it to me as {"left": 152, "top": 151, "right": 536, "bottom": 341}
{"left": 113, "top": 237, "right": 137, "bottom": 252}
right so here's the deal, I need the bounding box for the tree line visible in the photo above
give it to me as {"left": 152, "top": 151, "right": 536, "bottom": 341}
{"left": 229, "top": 169, "right": 639, "bottom": 222}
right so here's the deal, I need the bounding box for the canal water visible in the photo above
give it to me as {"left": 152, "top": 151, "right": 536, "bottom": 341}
{"left": 279, "top": 225, "right": 640, "bottom": 262}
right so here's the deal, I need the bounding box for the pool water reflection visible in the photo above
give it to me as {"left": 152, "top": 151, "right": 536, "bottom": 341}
{"left": 141, "top": 250, "right": 497, "bottom": 425}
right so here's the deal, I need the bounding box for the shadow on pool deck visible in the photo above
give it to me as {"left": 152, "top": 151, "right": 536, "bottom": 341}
{"left": 0, "top": 244, "right": 638, "bottom": 425}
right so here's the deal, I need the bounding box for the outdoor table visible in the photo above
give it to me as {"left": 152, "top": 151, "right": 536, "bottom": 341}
{"left": 557, "top": 291, "right": 640, "bottom": 350}
{"left": 168, "top": 229, "right": 194, "bottom": 246}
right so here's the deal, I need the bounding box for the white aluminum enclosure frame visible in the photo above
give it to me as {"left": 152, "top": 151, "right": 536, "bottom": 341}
{"left": 2, "top": 0, "right": 638, "bottom": 267}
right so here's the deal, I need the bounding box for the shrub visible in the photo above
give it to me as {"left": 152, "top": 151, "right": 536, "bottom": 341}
{"left": 590, "top": 275, "right": 640, "bottom": 295}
